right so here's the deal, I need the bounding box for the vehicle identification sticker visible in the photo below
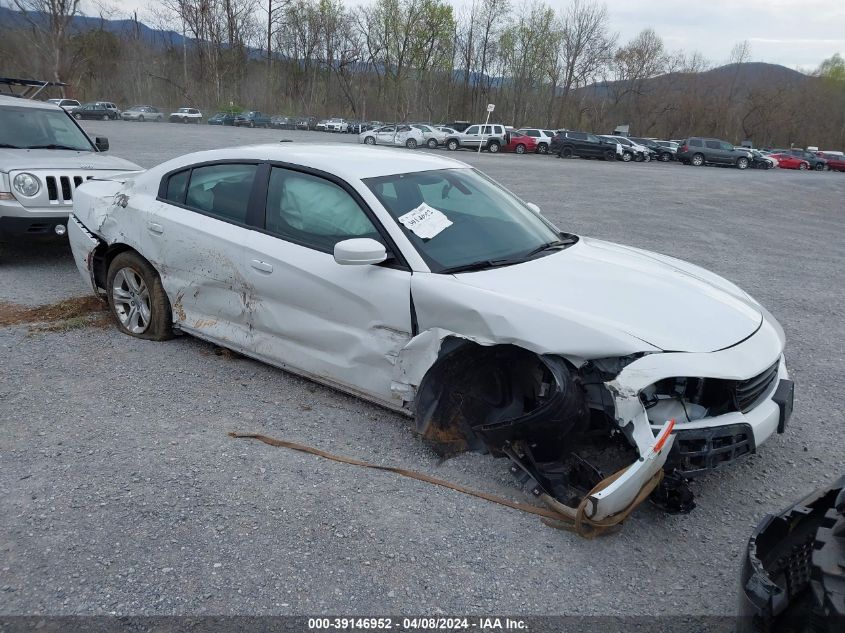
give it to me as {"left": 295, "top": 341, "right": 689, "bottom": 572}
{"left": 398, "top": 203, "right": 453, "bottom": 239}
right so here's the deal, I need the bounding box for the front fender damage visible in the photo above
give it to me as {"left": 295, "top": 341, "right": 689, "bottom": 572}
{"left": 392, "top": 328, "right": 682, "bottom": 530}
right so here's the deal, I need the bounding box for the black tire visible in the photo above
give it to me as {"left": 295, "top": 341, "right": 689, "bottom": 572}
{"left": 515, "top": 144, "right": 526, "bottom": 154}
{"left": 736, "top": 156, "right": 749, "bottom": 170}
{"left": 799, "top": 162, "right": 808, "bottom": 170}
{"left": 427, "top": 138, "right": 438, "bottom": 149}
{"left": 621, "top": 150, "right": 633, "bottom": 162}
{"left": 604, "top": 149, "right": 616, "bottom": 161}
{"left": 406, "top": 138, "right": 417, "bottom": 149}
{"left": 102, "top": 114, "right": 109, "bottom": 121}
{"left": 74, "top": 113, "right": 82, "bottom": 119}
{"left": 561, "top": 147, "right": 574, "bottom": 158}
{"left": 691, "top": 153, "right": 705, "bottom": 166}
{"left": 659, "top": 152, "right": 670, "bottom": 162}
{"left": 364, "top": 136, "right": 376, "bottom": 145}
{"left": 182, "top": 117, "right": 188, "bottom": 124}
{"left": 106, "top": 251, "right": 173, "bottom": 341}
{"left": 138, "top": 115, "right": 145, "bottom": 122}
{"left": 446, "top": 139, "right": 459, "bottom": 151}
{"left": 814, "top": 162, "right": 824, "bottom": 171}
{"left": 487, "top": 141, "right": 500, "bottom": 153}
{"left": 537, "top": 143, "right": 548, "bottom": 154}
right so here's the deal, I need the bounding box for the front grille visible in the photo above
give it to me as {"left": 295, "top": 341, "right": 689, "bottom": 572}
{"left": 43, "top": 174, "right": 95, "bottom": 204}
{"left": 735, "top": 360, "right": 780, "bottom": 412}
{"left": 667, "top": 422, "right": 755, "bottom": 477}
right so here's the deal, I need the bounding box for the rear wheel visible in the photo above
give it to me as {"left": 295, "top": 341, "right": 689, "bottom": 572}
{"left": 659, "top": 152, "right": 670, "bottom": 162}
{"left": 138, "top": 115, "right": 145, "bottom": 122}
{"left": 604, "top": 149, "right": 616, "bottom": 161}
{"left": 102, "top": 114, "right": 109, "bottom": 121}
{"left": 74, "top": 113, "right": 82, "bottom": 119}
{"left": 537, "top": 143, "right": 548, "bottom": 154}
{"left": 182, "top": 117, "right": 188, "bottom": 124}
{"left": 427, "top": 138, "right": 438, "bottom": 149}
{"left": 405, "top": 138, "right": 418, "bottom": 149}
{"left": 106, "top": 251, "right": 173, "bottom": 341}
{"left": 736, "top": 156, "right": 749, "bottom": 170}
{"left": 799, "top": 162, "right": 808, "bottom": 170}
{"left": 447, "top": 139, "right": 459, "bottom": 151}
{"left": 691, "top": 153, "right": 705, "bottom": 166}
{"left": 560, "top": 147, "right": 574, "bottom": 158}
{"left": 515, "top": 144, "right": 526, "bottom": 154}
{"left": 487, "top": 141, "right": 500, "bottom": 153}
{"left": 814, "top": 162, "right": 824, "bottom": 171}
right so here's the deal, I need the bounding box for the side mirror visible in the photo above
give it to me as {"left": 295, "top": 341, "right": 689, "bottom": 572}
{"left": 333, "top": 238, "right": 387, "bottom": 266}
{"left": 526, "top": 202, "right": 542, "bottom": 216}
{"left": 95, "top": 137, "right": 109, "bottom": 152}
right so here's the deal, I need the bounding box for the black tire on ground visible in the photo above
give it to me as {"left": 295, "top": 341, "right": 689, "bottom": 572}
{"left": 106, "top": 251, "right": 173, "bottom": 341}
{"left": 561, "top": 147, "right": 574, "bottom": 158}
{"left": 182, "top": 117, "right": 188, "bottom": 123}
{"left": 799, "top": 162, "right": 808, "bottom": 170}
{"left": 691, "top": 153, "right": 705, "bottom": 166}
{"left": 138, "top": 115, "right": 145, "bottom": 122}
{"left": 659, "top": 152, "right": 671, "bottom": 162}
{"left": 604, "top": 149, "right": 616, "bottom": 161}
{"left": 487, "top": 141, "right": 500, "bottom": 153}
{"left": 515, "top": 144, "right": 526, "bottom": 154}
{"left": 814, "top": 163, "right": 824, "bottom": 171}
{"left": 736, "top": 156, "right": 749, "bottom": 170}
{"left": 427, "top": 138, "right": 438, "bottom": 149}
{"left": 537, "top": 143, "right": 548, "bottom": 154}
{"left": 622, "top": 151, "right": 633, "bottom": 162}
{"left": 365, "top": 136, "right": 375, "bottom": 145}
{"left": 406, "top": 138, "right": 418, "bottom": 149}
{"left": 102, "top": 115, "right": 109, "bottom": 121}
{"left": 74, "top": 113, "right": 82, "bottom": 119}
{"left": 447, "top": 139, "right": 459, "bottom": 151}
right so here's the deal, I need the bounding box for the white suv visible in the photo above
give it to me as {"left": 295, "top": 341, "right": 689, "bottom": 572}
{"left": 444, "top": 123, "right": 508, "bottom": 153}
{"left": 169, "top": 107, "right": 203, "bottom": 124}
{"left": 0, "top": 96, "right": 141, "bottom": 240}
{"left": 326, "top": 118, "right": 349, "bottom": 133}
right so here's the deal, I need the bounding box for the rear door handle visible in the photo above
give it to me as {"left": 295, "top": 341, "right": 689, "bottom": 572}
{"left": 250, "top": 259, "right": 273, "bottom": 273}
{"left": 147, "top": 222, "right": 164, "bottom": 235}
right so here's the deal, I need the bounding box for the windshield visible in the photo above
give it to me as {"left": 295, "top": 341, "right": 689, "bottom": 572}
{"left": 0, "top": 106, "right": 94, "bottom": 151}
{"left": 365, "top": 168, "right": 565, "bottom": 273}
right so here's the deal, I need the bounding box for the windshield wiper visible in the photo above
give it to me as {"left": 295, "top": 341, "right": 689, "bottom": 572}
{"left": 0, "top": 143, "right": 22, "bottom": 149}
{"left": 439, "top": 258, "right": 520, "bottom": 274}
{"left": 25, "top": 144, "right": 84, "bottom": 151}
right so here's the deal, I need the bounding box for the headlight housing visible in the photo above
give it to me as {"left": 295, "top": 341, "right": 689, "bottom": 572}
{"left": 13, "top": 173, "right": 40, "bottom": 197}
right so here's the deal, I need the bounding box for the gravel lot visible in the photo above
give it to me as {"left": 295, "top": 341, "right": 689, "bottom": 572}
{"left": 1, "top": 121, "right": 844, "bottom": 617}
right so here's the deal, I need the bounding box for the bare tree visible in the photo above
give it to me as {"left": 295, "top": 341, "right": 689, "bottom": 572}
{"left": 11, "top": 0, "right": 81, "bottom": 90}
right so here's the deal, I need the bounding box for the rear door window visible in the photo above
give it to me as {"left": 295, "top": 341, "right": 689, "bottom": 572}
{"left": 183, "top": 164, "right": 258, "bottom": 224}
{"left": 705, "top": 140, "right": 721, "bottom": 150}
{"left": 689, "top": 139, "right": 703, "bottom": 147}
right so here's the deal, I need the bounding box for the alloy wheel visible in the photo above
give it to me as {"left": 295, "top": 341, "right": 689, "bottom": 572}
{"left": 111, "top": 267, "right": 151, "bottom": 334}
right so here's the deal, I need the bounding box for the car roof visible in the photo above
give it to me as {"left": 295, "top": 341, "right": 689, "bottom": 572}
{"left": 0, "top": 94, "right": 62, "bottom": 110}
{"left": 149, "top": 144, "right": 472, "bottom": 181}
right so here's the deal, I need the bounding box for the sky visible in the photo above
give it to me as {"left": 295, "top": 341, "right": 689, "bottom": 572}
{"left": 83, "top": 0, "right": 845, "bottom": 71}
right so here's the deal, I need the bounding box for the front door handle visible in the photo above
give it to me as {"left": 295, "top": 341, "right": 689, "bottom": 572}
{"left": 250, "top": 259, "right": 273, "bottom": 273}
{"left": 148, "top": 222, "right": 164, "bottom": 235}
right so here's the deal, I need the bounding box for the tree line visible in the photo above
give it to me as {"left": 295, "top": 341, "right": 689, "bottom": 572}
{"left": 2, "top": 0, "right": 844, "bottom": 148}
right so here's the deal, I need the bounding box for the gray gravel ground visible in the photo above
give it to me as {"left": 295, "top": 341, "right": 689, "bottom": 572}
{"left": 1, "top": 121, "right": 844, "bottom": 616}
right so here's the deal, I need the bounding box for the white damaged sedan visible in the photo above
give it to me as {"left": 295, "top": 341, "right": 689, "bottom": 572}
{"left": 68, "top": 144, "right": 793, "bottom": 520}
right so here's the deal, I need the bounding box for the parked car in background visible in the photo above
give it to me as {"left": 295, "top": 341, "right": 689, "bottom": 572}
{"left": 97, "top": 102, "right": 120, "bottom": 117}
{"left": 234, "top": 111, "right": 271, "bottom": 128}
{"left": 769, "top": 153, "right": 810, "bottom": 170}
{"left": 785, "top": 148, "right": 828, "bottom": 171}
{"left": 739, "top": 475, "right": 843, "bottom": 633}
{"left": 630, "top": 137, "right": 673, "bottom": 162}
{"left": 444, "top": 124, "right": 509, "bottom": 153}
{"left": 71, "top": 102, "right": 120, "bottom": 120}
{"left": 296, "top": 116, "right": 317, "bottom": 130}
{"left": 817, "top": 152, "right": 845, "bottom": 172}
{"left": 502, "top": 131, "right": 538, "bottom": 154}
{"left": 0, "top": 95, "right": 141, "bottom": 239}
{"left": 410, "top": 124, "right": 445, "bottom": 149}
{"left": 446, "top": 120, "right": 471, "bottom": 132}
{"left": 208, "top": 112, "right": 238, "bottom": 126}
{"left": 742, "top": 149, "right": 775, "bottom": 169}
{"left": 553, "top": 131, "right": 619, "bottom": 161}
{"left": 270, "top": 116, "right": 295, "bottom": 129}
{"left": 169, "top": 107, "right": 202, "bottom": 124}
{"left": 656, "top": 140, "right": 679, "bottom": 157}
{"left": 315, "top": 119, "right": 329, "bottom": 131}
{"left": 359, "top": 124, "right": 425, "bottom": 149}
{"left": 121, "top": 105, "right": 164, "bottom": 122}
{"left": 326, "top": 118, "right": 349, "bottom": 133}
{"left": 596, "top": 135, "right": 638, "bottom": 162}
{"left": 514, "top": 128, "right": 556, "bottom": 154}
{"left": 677, "top": 137, "right": 751, "bottom": 169}
{"left": 46, "top": 98, "right": 80, "bottom": 111}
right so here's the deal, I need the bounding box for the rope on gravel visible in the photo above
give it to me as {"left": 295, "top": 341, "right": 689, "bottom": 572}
{"left": 229, "top": 431, "right": 662, "bottom": 538}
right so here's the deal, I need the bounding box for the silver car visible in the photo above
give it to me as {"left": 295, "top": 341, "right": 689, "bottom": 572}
{"left": 0, "top": 96, "right": 142, "bottom": 240}
{"left": 121, "top": 105, "right": 164, "bottom": 122}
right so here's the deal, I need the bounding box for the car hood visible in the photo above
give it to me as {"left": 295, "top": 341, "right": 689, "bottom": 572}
{"left": 0, "top": 148, "right": 142, "bottom": 172}
{"left": 452, "top": 237, "right": 762, "bottom": 353}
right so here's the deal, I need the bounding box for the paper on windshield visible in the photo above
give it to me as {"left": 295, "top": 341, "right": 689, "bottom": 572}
{"left": 397, "top": 203, "right": 453, "bottom": 239}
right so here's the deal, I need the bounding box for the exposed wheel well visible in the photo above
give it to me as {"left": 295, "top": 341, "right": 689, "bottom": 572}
{"left": 91, "top": 243, "right": 139, "bottom": 291}
{"left": 414, "top": 340, "right": 588, "bottom": 459}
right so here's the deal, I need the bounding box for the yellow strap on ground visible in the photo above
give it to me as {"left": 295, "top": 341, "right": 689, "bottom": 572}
{"left": 229, "top": 431, "right": 661, "bottom": 538}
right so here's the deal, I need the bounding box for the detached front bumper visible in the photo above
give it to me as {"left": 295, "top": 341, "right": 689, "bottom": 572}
{"left": 608, "top": 311, "right": 790, "bottom": 477}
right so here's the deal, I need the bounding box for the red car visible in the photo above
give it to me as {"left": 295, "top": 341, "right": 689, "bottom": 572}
{"left": 770, "top": 153, "right": 810, "bottom": 170}
{"left": 817, "top": 152, "right": 845, "bottom": 172}
{"left": 503, "top": 132, "right": 538, "bottom": 154}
